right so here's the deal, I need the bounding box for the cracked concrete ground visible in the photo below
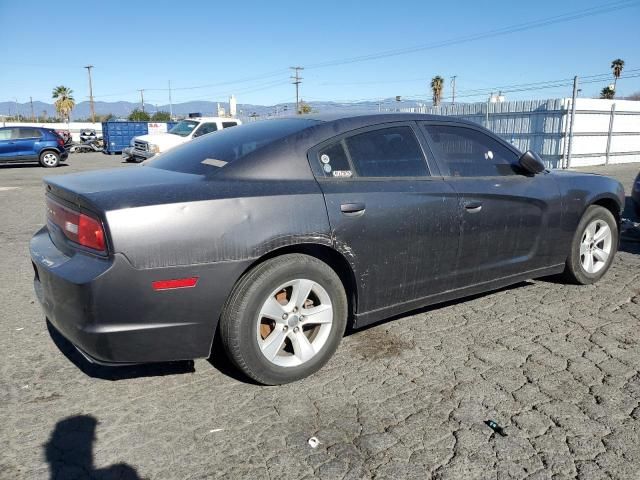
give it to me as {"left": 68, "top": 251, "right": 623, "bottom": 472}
{"left": 1, "top": 155, "right": 639, "bottom": 479}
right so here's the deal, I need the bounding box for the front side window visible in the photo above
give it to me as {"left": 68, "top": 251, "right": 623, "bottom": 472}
{"left": 345, "top": 126, "right": 428, "bottom": 178}
{"left": 0, "top": 129, "right": 13, "bottom": 141}
{"left": 193, "top": 123, "right": 218, "bottom": 138}
{"left": 422, "top": 124, "right": 519, "bottom": 177}
{"left": 168, "top": 120, "right": 199, "bottom": 137}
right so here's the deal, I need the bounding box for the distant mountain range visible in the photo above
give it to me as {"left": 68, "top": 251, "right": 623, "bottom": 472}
{"left": 0, "top": 98, "right": 429, "bottom": 120}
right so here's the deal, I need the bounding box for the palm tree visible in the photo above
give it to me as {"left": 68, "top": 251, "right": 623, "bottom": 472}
{"left": 611, "top": 58, "right": 624, "bottom": 95}
{"left": 52, "top": 86, "right": 75, "bottom": 122}
{"left": 430, "top": 76, "right": 444, "bottom": 106}
{"left": 600, "top": 86, "right": 615, "bottom": 100}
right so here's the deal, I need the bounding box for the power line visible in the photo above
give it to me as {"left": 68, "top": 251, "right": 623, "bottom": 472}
{"left": 304, "top": 70, "right": 640, "bottom": 105}
{"left": 305, "top": 1, "right": 639, "bottom": 69}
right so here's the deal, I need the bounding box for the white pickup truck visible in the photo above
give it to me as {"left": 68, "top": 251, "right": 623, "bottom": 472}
{"left": 123, "top": 117, "right": 241, "bottom": 163}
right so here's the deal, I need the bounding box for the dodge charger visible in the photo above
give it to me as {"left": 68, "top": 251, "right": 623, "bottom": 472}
{"left": 30, "top": 114, "right": 625, "bottom": 384}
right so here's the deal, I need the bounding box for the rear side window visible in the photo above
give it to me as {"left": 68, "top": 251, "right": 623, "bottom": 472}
{"left": 17, "top": 128, "right": 41, "bottom": 139}
{"left": 422, "top": 124, "right": 519, "bottom": 177}
{"left": 317, "top": 141, "right": 352, "bottom": 177}
{"left": 222, "top": 122, "right": 238, "bottom": 129}
{"left": 148, "top": 118, "right": 320, "bottom": 175}
{"left": 0, "top": 129, "right": 13, "bottom": 140}
{"left": 345, "top": 126, "right": 428, "bottom": 177}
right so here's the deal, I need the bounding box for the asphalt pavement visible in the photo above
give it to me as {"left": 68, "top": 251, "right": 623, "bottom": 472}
{"left": 1, "top": 153, "right": 639, "bottom": 479}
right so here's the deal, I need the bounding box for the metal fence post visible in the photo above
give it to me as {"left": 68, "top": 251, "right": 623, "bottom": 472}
{"left": 605, "top": 102, "right": 616, "bottom": 165}
{"left": 485, "top": 98, "right": 490, "bottom": 128}
{"left": 566, "top": 76, "right": 579, "bottom": 169}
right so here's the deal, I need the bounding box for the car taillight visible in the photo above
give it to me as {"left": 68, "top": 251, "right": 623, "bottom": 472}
{"left": 57, "top": 137, "right": 64, "bottom": 147}
{"left": 46, "top": 196, "right": 106, "bottom": 252}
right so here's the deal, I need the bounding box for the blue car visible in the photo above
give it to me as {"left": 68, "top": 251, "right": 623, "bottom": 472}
{"left": 0, "top": 126, "right": 69, "bottom": 167}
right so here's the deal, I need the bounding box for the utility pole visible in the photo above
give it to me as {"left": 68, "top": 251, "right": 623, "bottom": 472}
{"left": 451, "top": 75, "right": 457, "bottom": 104}
{"left": 566, "top": 76, "right": 579, "bottom": 169}
{"left": 84, "top": 65, "right": 95, "bottom": 123}
{"left": 168, "top": 80, "right": 173, "bottom": 120}
{"left": 30, "top": 96, "right": 35, "bottom": 122}
{"left": 138, "top": 89, "right": 145, "bottom": 113}
{"left": 290, "top": 66, "right": 303, "bottom": 114}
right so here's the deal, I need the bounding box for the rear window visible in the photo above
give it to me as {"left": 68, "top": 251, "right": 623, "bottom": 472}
{"left": 148, "top": 119, "right": 319, "bottom": 175}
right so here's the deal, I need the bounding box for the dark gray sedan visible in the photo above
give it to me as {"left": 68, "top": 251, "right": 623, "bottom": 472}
{"left": 30, "top": 114, "right": 625, "bottom": 384}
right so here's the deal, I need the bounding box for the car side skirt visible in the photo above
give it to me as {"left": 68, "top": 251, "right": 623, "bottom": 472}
{"left": 353, "top": 263, "right": 565, "bottom": 328}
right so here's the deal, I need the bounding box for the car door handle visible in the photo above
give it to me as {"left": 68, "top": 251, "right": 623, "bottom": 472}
{"left": 340, "top": 202, "right": 366, "bottom": 217}
{"left": 464, "top": 201, "right": 483, "bottom": 213}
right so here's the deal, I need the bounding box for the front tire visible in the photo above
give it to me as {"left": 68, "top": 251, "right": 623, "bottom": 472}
{"left": 563, "top": 205, "right": 618, "bottom": 285}
{"left": 219, "top": 254, "right": 347, "bottom": 385}
{"left": 39, "top": 151, "right": 60, "bottom": 168}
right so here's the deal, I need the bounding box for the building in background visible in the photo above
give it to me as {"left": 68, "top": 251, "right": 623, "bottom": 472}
{"left": 229, "top": 95, "right": 237, "bottom": 117}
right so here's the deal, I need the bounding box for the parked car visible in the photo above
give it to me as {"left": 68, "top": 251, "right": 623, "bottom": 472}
{"left": 55, "top": 129, "right": 73, "bottom": 146}
{"left": 122, "top": 117, "right": 241, "bottom": 162}
{"left": 632, "top": 169, "right": 640, "bottom": 216}
{"left": 31, "top": 114, "right": 625, "bottom": 384}
{"left": 79, "top": 129, "right": 99, "bottom": 142}
{"left": 0, "top": 127, "right": 68, "bottom": 167}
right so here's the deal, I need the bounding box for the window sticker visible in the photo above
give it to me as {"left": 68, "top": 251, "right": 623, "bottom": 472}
{"left": 323, "top": 163, "right": 332, "bottom": 173}
{"left": 332, "top": 170, "right": 352, "bottom": 178}
{"left": 485, "top": 150, "right": 494, "bottom": 161}
{"left": 320, "top": 154, "right": 330, "bottom": 164}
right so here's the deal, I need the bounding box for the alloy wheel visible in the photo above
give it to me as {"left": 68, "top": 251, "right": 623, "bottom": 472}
{"left": 256, "top": 278, "right": 333, "bottom": 367}
{"left": 42, "top": 153, "right": 58, "bottom": 166}
{"left": 580, "top": 219, "right": 612, "bottom": 274}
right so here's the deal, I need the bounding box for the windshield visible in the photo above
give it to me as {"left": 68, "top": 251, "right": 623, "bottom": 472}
{"left": 169, "top": 120, "right": 199, "bottom": 137}
{"left": 148, "top": 118, "right": 320, "bottom": 175}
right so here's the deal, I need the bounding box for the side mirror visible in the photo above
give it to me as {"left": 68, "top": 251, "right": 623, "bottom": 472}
{"left": 519, "top": 150, "right": 546, "bottom": 174}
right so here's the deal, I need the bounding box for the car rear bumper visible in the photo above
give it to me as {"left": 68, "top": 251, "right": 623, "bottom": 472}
{"left": 30, "top": 226, "right": 250, "bottom": 364}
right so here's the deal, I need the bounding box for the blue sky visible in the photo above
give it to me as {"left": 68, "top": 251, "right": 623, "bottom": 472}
{"left": 0, "top": 0, "right": 639, "bottom": 106}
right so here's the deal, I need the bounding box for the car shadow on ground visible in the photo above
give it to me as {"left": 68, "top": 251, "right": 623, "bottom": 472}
{"left": 0, "top": 163, "right": 68, "bottom": 169}
{"left": 47, "top": 320, "right": 195, "bottom": 381}
{"left": 46, "top": 283, "right": 538, "bottom": 384}
{"left": 45, "top": 414, "right": 142, "bottom": 479}
{"left": 619, "top": 196, "right": 640, "bottom": 255}
{"left": 344, "top": 281, "right": 535, "bottom": 336}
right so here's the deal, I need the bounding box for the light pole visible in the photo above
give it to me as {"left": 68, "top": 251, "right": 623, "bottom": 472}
{"left": 84, "top": 65, "right": 95, "bottom": 123}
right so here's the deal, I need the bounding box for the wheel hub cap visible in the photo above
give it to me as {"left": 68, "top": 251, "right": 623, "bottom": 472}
{"left": 287, "top": 315, "right": 300, "bottom": 328}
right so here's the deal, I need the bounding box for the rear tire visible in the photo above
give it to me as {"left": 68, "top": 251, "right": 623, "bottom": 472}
{"left": 39, "top": 151, "right": 60, "bottom": 168}
{"left": 219, "top": 254, "right": 347, "bottom": 385}
{"left": 562, "top": 205, "right": 618, "bottom": 285}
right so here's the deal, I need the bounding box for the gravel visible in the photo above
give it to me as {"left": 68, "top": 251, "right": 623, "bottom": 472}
{"left": 1, "top": 153, "right": 639, "bottom": 479}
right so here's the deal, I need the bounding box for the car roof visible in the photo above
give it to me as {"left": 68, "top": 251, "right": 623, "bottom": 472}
{"left": 220, "top": 113, "right": 488, "bottom": 181}
{"left": 290, "top": 112, "right": 479, "bottom": 128}
{"left": 0, "top": 125, "right": 47, "bottom": 130}
{"left": 183, "top": 117, "right": 239, "bottom": 122}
